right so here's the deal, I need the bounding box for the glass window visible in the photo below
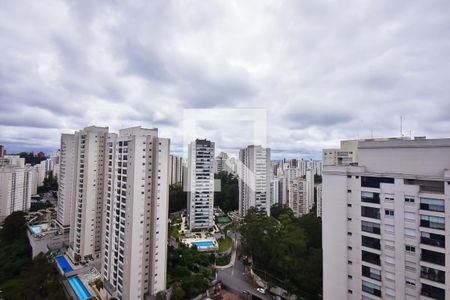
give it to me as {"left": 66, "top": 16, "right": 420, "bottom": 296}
{"left": 420, "top": 231, "right": 445, "bottom": 248}
{"left": 362, "top": 280, "right": 381, "bottom": 297}
{"left": 420, "top": 215, "right": 445, "bottom": 230}
{"left": 421, "top": 249, "right": 445, "bottom": 266}
{"left": 361, "top": 192, "right": 380, "bottom": 204}
{"left": 362, "top": 265, "right": 381, "bottom": 281}
{"left": 362, "top": 206, "right": 380, "bottom": 219}
{"left": 362, "top": 236, "right": 381, "bottom": 250}
{"left": 421, "top": 266, "right": 445, "bottom": 284}
{"left": 362, "top": 221, "right": 380, "bottom": 234}
{"left": 420, "top": 197, "right": 444, "bottom": 212}
{"left": 421, "top": 283, "right": 445, "bottom": 300}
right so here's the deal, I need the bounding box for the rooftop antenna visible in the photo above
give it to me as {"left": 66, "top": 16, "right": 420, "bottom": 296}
{"left": 400, "top": 116, "right": 403, "bottom": 137}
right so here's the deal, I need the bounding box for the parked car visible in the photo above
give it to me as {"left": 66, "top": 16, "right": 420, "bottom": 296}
{"left": 256, "top": 288, "right": 266, "bottom": 294}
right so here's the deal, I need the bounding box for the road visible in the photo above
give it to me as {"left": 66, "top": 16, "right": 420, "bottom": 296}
{"left": 217, "top": 232, "right": 271, "bottom": 300}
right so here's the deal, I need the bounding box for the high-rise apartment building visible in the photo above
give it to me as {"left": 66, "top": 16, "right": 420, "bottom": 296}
{"left": 57, "top": 134, "right": 77, "bottom": 232}
{"left": 316, "top": 183, "right": 322, "bottom": 218}
{"left": 68, "top": 126, "right": 109, "bottom": 261}
{"left": 169, "top": 155, "right": 184, "bottom": 185}
{"left": 102, "top": 127, "right": 170, "bottom": 300}
{"left": 187, "top": 139, "right": 215, "bottom": 230}
{"left": 238, "top": 145, "right": 271, "bottom": 216}
{"left": 0, "top": 155, "right": 32, "bottom": 221}
{"left": 305, "top": 167, "right": 315, "bottom": 212}
{"left": 323, "top": 137, "right": 450, "bottom": 300}
{"left": 0, "top": 145, "right": 5, "bottom": 158}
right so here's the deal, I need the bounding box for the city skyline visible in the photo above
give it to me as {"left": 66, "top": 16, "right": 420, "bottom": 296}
{"left": 1, "top": 0, "right": 450, "bottom": 158}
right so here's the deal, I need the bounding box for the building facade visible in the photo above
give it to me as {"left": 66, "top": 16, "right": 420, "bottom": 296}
{"left": 169, "top": 155, "right": 183, "bottom": 185}
{"left": 68, "top": 126, "right": 109, "bottom": 261}
{"left": 323, "top": 137, "right": 450, "bottom": 300}
{"left": 0, "top": 156, "right": 32, "bottom": 221}
{"left": 57, "top": 134, "right": 77, "bottom": 232}
{"left": 187, "top": 139, "right": 215, "bottom": 230}
{"left": 238, "top": 145, "right": 271, "bottom": 216}
{"left": 101, "top": 127, "right": 169, "bottom": 300}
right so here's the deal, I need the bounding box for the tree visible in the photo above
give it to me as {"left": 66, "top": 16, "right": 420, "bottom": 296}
{"left": 239, "top": 207, "right": 323, "bottom": 299}
{"left": 1, "top": 211, "right": 28, "bottom": 241}
{"left": 169, "top": 183, "right": 187, "bottom": 213}
{"left": 214, "top": 172, "right": 238, "bottom": 212}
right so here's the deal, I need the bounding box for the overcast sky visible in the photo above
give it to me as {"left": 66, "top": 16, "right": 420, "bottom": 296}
{"left": 1, "top": 0, "right": 449, "bottom": 159}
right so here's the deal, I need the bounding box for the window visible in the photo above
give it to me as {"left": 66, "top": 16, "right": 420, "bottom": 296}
{"left": 361, "top": 176, "right": 394, "bottom": 188}
{"left": 362, "top": 221, "right": 380, "bottom": 234}
{"left": 420, "top": 197, "right": 444, "bottom": 212}
{"left": 384, "top": 224, "right": 395, "bottom": 235}
{"left": 385, "top": 271, "right": 395, "bottom": 282}
{"left": 361, "top": 191, "right": 380, "bottom": 204}
{"left": 420, "top": 231, "right": 445, "bottom": 248}
{"left": 384, "top": 194, "right": 394, "bottom": 201}
{"left": 362, "top": 265, "right": 381, "bottom": 281}
{"left": 362, "top": 251, "right": 380, "bottom": 265}
{"left": 421, "top": 266, "right": 445, "bottom": 284}
{"left": 362, "top": 280, "right": 381, "bottom": 297}
{"left": 405, "top": 279, "right": 416, "bottom": 288}
{"left": 404, "top": 212, "right": 416, "bottom": 222}
{"left": 384, "top": 239, "right": 395, "bottom": 250}
{"left": 421, "top": 283, "right": 445, "bottom": 300}
{"left": 420, "top": 215, "right": 445, "bottom": 230}
{"left": 405, "top": 196, "right": 415, "bottom": 203}
{"left": 405, "top": 261, "right": 416, "bottom": 273}
{"left": 405, "top": 245, "right": 416, "bottom": 253}
{"left": 421, "top": 249, "right": 445, "bottom": 266}
{"left": 361, "top": 206, "right": 380, "bottom": 219}
{"left": 362, "top": 236, "right": 381, "bottom": 250}
{"left": 385, "top": 209, "right": 394, "bottom": 216}
{"left": 404, "top": 228, "right": 416, "bottom": 238}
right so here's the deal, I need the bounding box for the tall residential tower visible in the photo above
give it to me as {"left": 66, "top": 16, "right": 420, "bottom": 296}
{"left": 187, "top": 139, "right": 215, "bottom": 230}
{"left": 238, "top": 145, "right": 271, "bottom": 216}
{"left": 101, "top": 127, "right": 170, "bottom": 299}
{"left": 323, "top": 137, "right": 450, "bottom": 300}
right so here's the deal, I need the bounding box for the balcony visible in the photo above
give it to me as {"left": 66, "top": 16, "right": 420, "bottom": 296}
{"left": 421, "top": 283, "right": 445, "bottom": 300}
{"left": 421, "top": 266, "right": 445, "bottom": 284}
{"left": 421, "top": 249, "right": 445, "bottom": 266}
{"left": 421, "top": 232, "right": 445, "bottom": 248}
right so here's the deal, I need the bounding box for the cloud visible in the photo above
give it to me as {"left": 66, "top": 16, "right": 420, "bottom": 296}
{"left": 0, "top": 0, "right": 449, "bottom": 160}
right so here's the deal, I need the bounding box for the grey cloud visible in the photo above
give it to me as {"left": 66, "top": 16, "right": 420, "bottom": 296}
{"left": 0, "top": 0, "right": 449, "bottom": 158}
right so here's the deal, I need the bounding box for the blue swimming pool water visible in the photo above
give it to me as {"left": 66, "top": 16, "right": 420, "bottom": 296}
{"left": 31, "top": 225, "right": 42, "bottom": 234}
{"left": 192, "top": 241, "right": 215, "bottom": 247}
{"left": 56, "top": 256, "right": 73, "bottom": 273}
{"left": 68, "top": 276, "right": 91, "bottom": 300}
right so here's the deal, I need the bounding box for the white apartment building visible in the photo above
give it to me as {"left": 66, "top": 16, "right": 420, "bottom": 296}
{"left": 68, "top": 126, "right": 109, "bottom": 261}
{"left": 0, "top": 156, "right": 32, "bottom": 221}
{"left": 102, "top": 127, "right": 169, "bottom": 300}
{"left": 169, "top": 155, "right": 183, "bottom": 185}
{"left": 187, "top": 139, "right": 215, "bottom": 230}
{"left": 316, "top": 183, "right": 322, "bottom": 218}
{"left": 270, "top": 178, "right": 280, "bottom": 207}
{"left": 305, "top": 167, "right": 315, "bottom": 212}
{"left": 57, "top": 134, "right": 77, "bottom": 232}
{"left": 323, "top": 137, "right": 450, "bottom": 300}
{"left": 238, "top": 145, "right": 271, "bottom": 216}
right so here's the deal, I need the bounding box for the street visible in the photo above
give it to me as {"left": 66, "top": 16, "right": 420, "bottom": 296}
{"left": 217, "top": 232, "right": 271, "bottom": 300}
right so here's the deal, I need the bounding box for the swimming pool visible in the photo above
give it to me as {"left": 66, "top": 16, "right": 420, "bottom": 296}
{"left": 192, "top": 241, "right": 215, "bottom": 247}
{"left": 68, "top": 276, "right": 91, "bottom": 300}
{"left": 31, "top": 225, "right": 42, "bottom": 234}
{"left": 56, "top": 256, "right": 73, "bottom": 273}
